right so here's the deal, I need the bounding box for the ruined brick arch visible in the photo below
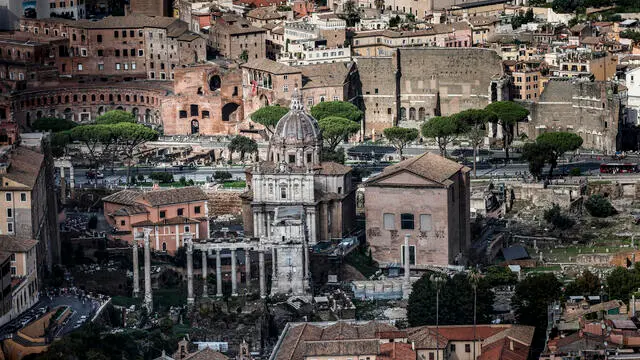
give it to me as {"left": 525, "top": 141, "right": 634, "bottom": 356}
{"left": 221, "top": 103, "right": 240, "bottom": 122}
{"left": 209, "top": 75, "right": 221, "bottom": 91}
{"left": 259, "top": 94, "right": 269, "bottom": 106}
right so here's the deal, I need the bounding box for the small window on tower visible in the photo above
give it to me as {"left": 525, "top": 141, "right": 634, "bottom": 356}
{"left": 288, "top": 154, "right": 295, "bottom": 164}
{"left": 307, "top": 153, "right": 312, "bottom": 163}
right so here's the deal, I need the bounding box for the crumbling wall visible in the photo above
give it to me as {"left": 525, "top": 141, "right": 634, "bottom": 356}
{"left": 206, "top": 188, "right": 244, "bottom": 216}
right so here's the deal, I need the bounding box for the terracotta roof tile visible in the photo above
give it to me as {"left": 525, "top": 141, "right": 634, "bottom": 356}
{"left": 0, "top": 147, "right": 44, "bottom": 189}
{"left": 378, "top": 342, "right": 416, "bottom": 360}
{"left": 242, "top": 58, "right": 301, "bottom": 74}
{"left": 140, "top": 186, "right": 208, "bottom": 206}
{"left": 102, "top": 189, "right": 142, "bottom": 206}
{"left": 184, "top": 348, "right": 229, "bottom": 360}
{"left": 299, "top": 62, "right": 353, "bottom": 89}
{"left": 303, "top": 339, "right": 379, "bottom": 356}
{"left": 0, "top": 235, "right": 38, "bottom": 252}
{"left": 318, "top": 161, "right": 352, "bottom": 175}
{"left": 365, "top": 152, "right": 467, "bottom": 187}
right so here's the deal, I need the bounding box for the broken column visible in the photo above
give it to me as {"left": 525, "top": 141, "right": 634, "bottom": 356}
{"left": 259, "top": 250, "right": 266, "bottom": 298}
{"left": 231, "top": 248, "right": 238, "bottom": 296}
{"left": 132, "top": 232, "right": 141, "bottom": 298}
{"left": 186, "top": 234, "right": 194, "bottom": 304}
{"left": 216, "top": 249, "right": 222, "bottom": 297}
{"left": 202, "top": 249, "right": 208, "bottom": 298}
{"left": 59, "top": 166, "right": 66, "bottom": 205}
{"left": 402, "top": 234, "right": 412, "bottom": 300}
{"left": 143, "top": 228, "right": 153, "bottom": 312}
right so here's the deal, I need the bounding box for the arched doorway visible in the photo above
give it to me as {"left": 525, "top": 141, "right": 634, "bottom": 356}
{"left": 132, "top": 107, "right": 139, "bottom": 121}
{"left": 145, "top": 109, "right": 151, "bottom": 122}
{"left": 221, "top": 103, "right": 240, "bottom": 122}
{"left": 191, "top": 119, "right": 199, "bottom": 134}
{"left": 64, "top": 108, "right": 73, "bottom": 121}
{"left": 259, "top": 94, "right": 269, "bottom": 107}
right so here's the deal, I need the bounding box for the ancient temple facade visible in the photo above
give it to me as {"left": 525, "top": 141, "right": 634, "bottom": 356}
{"left": 241, "top": 90, "right": 357, "bottom": 294}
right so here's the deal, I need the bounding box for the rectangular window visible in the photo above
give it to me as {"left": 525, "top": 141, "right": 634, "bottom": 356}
{"left": 288, "top": 154, "right": 295, "bottom": 163}
{"left": 6, "top": 208, "right": 12, "bottom": 218}
{"left": 202, "top": 111, "right": 210, "bottom": 118}
{"left": 451, "top": 344, "right": 456, "bottom": 352}
{"left": 383, "top": 213, "right": 395, "bottom": 230}
{"left": 5, "top": 193, "right": 10, "bottom": 201}
{"left": 283, "top": 85, "right": 288, "bottom": 92}
{"left": 179, "top": 110, "right": 187, "bottom": 118}
{"left": 97, "top": 34, "right": 102, "bottom": 42}
{"left": 401, "top": 245, "right": 416, "bottom": 265}
{"left": 10, "top": 267, "right": 15, "bottom": 275}
{"left": 120, "top": 220, "right": 125, "bottom": 226}
{"left": 194, "top": 206, "right": 201, "bottom": 214}
{"left": 465, "top": 344, "right": 471, "bottom": 353}
{"left": 115, "top": 63, "right": 121, "bottom": 70}
{"left": 10, "top": 254, "right": 14, "bottom": 262}
{"left": 190, "top": 104, "right": 198, "bottom": 116}
{"left": 97, "top": 49, "right": 103, "bottom": 56}
{"left": 159, "top": 210, "right": 166, "bottom": 218}
{"left": 184, "top": 225, "right": 190, "bottom": 233}
{"left": 124, "top": 63, "right": 129, "bottom": 70}
{"left": 98, "top": 63, "right": 104, "bottom": 70}
{"left": 429, "top": 354, "right": 434, "bottom": 360}
{"left": 7, "top": 223, "right": 12, "bottom": 233}
{"left": 138, "top": 49, "right": 144, "bottom": 56}
{"left": 281, "top": 187, "right": 287, "bottom": 199}
{"left": 77, "top": 63, "right": 83, "bottom": 71}
{"left": 401, "top": 213, "right": 414, "bottom": 230}
{"left": 420, "top": 214, "right": 432, "bottom": 231}
{"left": 114, "top": 31, "right": 119, "bottom": 38}
{"left": 115, "top": 49, "right": 120, "bottom": 57}
{"left": 131, "top": 62, "right": 136, "bottom": 70}
{"left": 20, "top": 193, "right": 26, "bottom": 202}
{"left": 177, "top": 208, "right": 184, "bottom": 216}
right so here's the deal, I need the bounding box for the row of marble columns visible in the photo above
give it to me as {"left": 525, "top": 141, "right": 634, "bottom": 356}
{"left": 132, "top": 229, "right": 153, "bottom": 313}
{"left": 186, "top": 246, "right": 269, "bottom": 304}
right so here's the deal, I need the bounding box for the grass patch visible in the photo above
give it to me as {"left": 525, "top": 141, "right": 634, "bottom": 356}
{"left": 222, "top": 180, "right": 246, "bottom": 189}
{"left": 345, "top": 246, "right": 379, "bottom": 279}
{"left": 112, "top": 296, "right": 142, "bottom": 307}
{"left": 588, "top": 180, "right": 612, "bottom": 185}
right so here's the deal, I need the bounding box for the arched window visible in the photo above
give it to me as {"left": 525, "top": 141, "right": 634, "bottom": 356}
{"left": 82, "top": 94, "right": 87, "bottom": 102}
{"left": 222, "top": 103, "right": 239, "bottom": 122}
{"left": 399, "top": 107, "right": 406, "bottom": 120}
{"left": 117, "top": 94, "right": 121, "bottom": 102}
{"left": 209, "top": 75, "right": 221, "bottom": 91}
{"left": 99, "top": 94, "right": 104, "bottom": 101}
{"left": 409, "top": 107, "right": 416, "bottom": 121}
{"left": 109, "top": 94, "right": 113, "bottom": 102}
{"left": 418, "top": 107, "right": 426, "bottom": 120}
{"left": 162, "top": 242, "right": 167, "bottom": 251}
{"left": 125, "top": 95, "right": 130, "bottom": 102}
{"left": 191, "top": 119, "right": 199, "bottom": 134}
{"left": 64, "top": 95, "right": 69, "bottom": 103}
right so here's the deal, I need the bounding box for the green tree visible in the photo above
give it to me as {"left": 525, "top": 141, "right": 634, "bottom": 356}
{"left": 484, "top": 266, "right": 518, "bottom": 287}
{"left": 407, "top": 273, "right": 495, "bottom": 327}
{"left": 485, "top": 101, "right": 530, "bottom": 161}
{"left": 535, "top": 132, "right": 583, "bottom": 177}
{"left": 606, "top": 266, "right": 640, "bottom": 302}
{"left": 50, "top": 130, "right": 73, "bottom": 158}
{"left": 240, "top": 50, "right": 249, "bottom": 63}
{"left": 421, "top": 116, "right": 464, "bottom": 157}
{"left": 511, "top": 273, "right": 562, "bottom": 353}
{"left": 565, "top": 270, "right": 602, "bottom": 296}
{"left": 250, "top": 106, "right": 289, "bottom": 135}
{"left": 318, "top": 116, "right": 360, "bottom": 152}
{"left": 521, "top": 142, "right": 552, "bottom": 180}
{"left": 228, "top": 135, "right": 258, "bottom": 160}
{"left": 70, "top": 124, "right": 116, "bottom": 168}
{"left": 95, "top": 109, "right": 136, "bottom": 124}
{"left": 383, "top": 127, "right": 419, "bottom": 159}
{"left": 149, "top": 172, "right": 174, "bottom": 183}
{"left": 340, "top": 0, "right": 361, "bottom": 26}
{"left": 213, "top": 170, "right": 233, "bottom": 182}
{"left": 453, "top": 109, "right": 497, "bottom": 177}
{"left": 310, "top": 101, "right": 363, "bottom": 123}
{"left": 111, "top": 122, "right": 158, "bottom": 185}
{"left": 543, "top": 203, "right": 575, "bottom": 230}
{"left": 584, "top": 194, "right": 617, "bottom": 217}
{"left": 32, "top": 117, "right": 77, "bottom": 132}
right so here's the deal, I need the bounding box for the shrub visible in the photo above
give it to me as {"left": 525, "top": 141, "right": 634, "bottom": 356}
{"left": 569, "top": 168, "right": 581, "bottom": 176}
{"left": 543, "top": 203, "right": 575, "bottom": 230}
{"left": 213, "top": 171, "right": 232, "bottom": 182}
{"left": 149, "top": 172, "right": 174, "bottom": 183}
{"left": 585, "top": 194, "right": 617, "bottom": 218}
{"left": 137, "top": 174, "right": 145, "bottom": 182}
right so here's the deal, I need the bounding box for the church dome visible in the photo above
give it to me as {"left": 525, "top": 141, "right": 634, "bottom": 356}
{"left": 271, "top": 93, "right": 321, "bottom": 147}
{"left": 268, "top": 90, "right": 322, "bottom": 167}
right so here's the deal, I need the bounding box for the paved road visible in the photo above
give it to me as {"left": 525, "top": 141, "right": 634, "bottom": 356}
{"left": 0, "top": 292, "right": 100, "bottom": 338}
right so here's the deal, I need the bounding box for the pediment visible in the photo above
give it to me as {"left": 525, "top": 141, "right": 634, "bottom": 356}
{"left": 371, "top": 170, "right": 443, "bottom": 187}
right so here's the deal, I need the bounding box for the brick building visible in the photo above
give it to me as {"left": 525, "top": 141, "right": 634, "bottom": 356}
{"left": 364, "top": 152, "right": 470, "bottom": 268}
{"left": 102, "top": 186, "right": 209, "bottom": 253}
{"left": 521, "top": 79, "right": 622, "bottom": 154}
{"left": 19, "top": 15, "right": 205, "bottom": 80}
{"left": 209, "top": 15, "right": 266, "bottom": 61}
{"left": 127, "top": 0, "right": 171, "bottom": 17}
{"left": 357, "top": 48, "right": 509, "bottom": 137}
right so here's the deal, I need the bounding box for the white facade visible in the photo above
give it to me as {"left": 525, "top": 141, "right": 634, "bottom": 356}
{"left": 48, "top": 0, "right": 86, "bottom": 19}
{"left": 278, "top": 44, "right": 351, "bottom": 66}
{"left": 626, "top": 67, "right": 640, "bottom": 125}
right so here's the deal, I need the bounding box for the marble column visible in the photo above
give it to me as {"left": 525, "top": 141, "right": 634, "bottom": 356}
{"left": 69, "top": 165, "right": 75, "bottom": 197}
{"left": 402, "top": 234, "right": 412, "bottom": 300}
{"left": 216, "top": 249, "right": 222, "bottom": 297}
{"left": 271, "top": 247, "right": 277, "bottom": 292}
{"left": 132, "top": 235, "right": 140, "bottom": 298}
{"left": 202, "top": 249, "right": 208, "bottom": 298}
{"left": 186, "top": 236, "right": 194, "bottom": 304}
{"left": 303, "top": 241, "right": 310, "bottom": 292}
{"left": 245, "top": 250, "right": 251, "bottom": 291}
{"left": 143, "top": 229, "right": 152, "bottom": 312}
{"left": 231, "top": 249, "right": 238, "bottom": 296}
{"left": 259, "top": 250, "right": 266, "bottom": 298}
{"left": 59, "top": 166, "right": 66, "bottom": 204}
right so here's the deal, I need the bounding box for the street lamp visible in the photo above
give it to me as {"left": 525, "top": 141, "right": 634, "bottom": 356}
{"left": 430, "top": 274, "right": 445, "bottom": 360}
{"left": 468, "top": 271, "right": 481, "bottom": 360}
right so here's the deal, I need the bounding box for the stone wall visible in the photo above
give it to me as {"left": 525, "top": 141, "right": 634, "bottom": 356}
{"left": 512, "top": 183, "right": 581, "bottom": 208}
{"left": 357, "top": 48, "right": 505, "bottom": 137}
{"left": 206, "top": 188, "right": 244, "bottom": 216}
{"left": 521, "top": 79, "right": 621, "bottom": 154}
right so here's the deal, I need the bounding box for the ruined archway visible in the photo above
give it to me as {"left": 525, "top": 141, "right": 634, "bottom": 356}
{"left": 209, "top": 75, "right": 221, "bottom": 91}
{"left": 221, "top": 103, "right": 240, "bottom": 122}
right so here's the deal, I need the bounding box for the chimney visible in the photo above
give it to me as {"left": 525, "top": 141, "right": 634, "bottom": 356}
{"left": 509, "top": 340, "right": 514, "bottom": 351}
